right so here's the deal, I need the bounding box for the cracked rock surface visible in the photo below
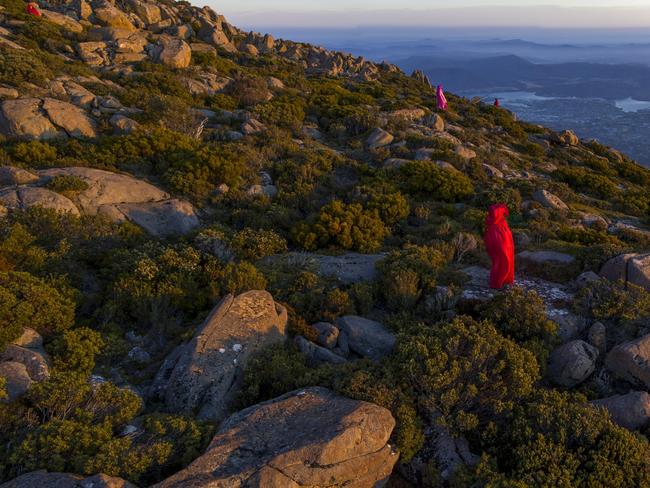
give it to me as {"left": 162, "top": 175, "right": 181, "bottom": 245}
{"left": 154, "top": 387, "right": 398, "bottom": 488}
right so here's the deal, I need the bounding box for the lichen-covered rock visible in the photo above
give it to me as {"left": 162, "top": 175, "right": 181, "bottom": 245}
{"left": 548, "top": 340, "right": 598, "bottom": 387}
{"left": 606, "top": 334, "right": 650, "bottom": 389}
{"left": 533, "top": 189, "right": 569, "bottom": 211}
{"left": 150, "top": 291, "right": 288, "bottom": 421}
{"left": 0, "top": 187, "right": 80, "bottom": 215}
{"left": 367, "top": 128, "right": 394, "bottom": 149}
{"left": 600, "top": 253, "right": 650, "bottom": 291}
{"left": 0, "top": 98, "right": 62, "bottom": 140}
{"left": 591, "top": 391, "right": 650, "bottom": 430}
{"left": 0, "top": 471, "right": 136, "bottom": 488}
{"left": 154, "top": 387, "right": 397, "bottom": 488}
{"left": 155, "top": 37, "right": 191, "bottom": 69}
{"left": 38, "top": 167, "right": 168, "bottom": 215}
{"left": 41, "top": 98, "right": 97, "bottom": 138}
{"left": 113, "top": 199, "right": 200, "bottom": 236}
{"left": 0, "top": 166, "right": 38, "bottom": 186}
{"left": 336, "top": 316, "right": 396, "bottom": 361}
{"left": 0, "top": 362, "right": 32, "bottom": 402}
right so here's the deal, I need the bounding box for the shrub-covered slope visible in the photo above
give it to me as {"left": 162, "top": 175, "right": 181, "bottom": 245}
{"left": 0, "top": 0, "right": 649, "bottom": 486}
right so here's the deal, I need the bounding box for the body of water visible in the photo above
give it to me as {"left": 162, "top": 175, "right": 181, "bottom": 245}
{"left": 459, "top": 91, "right": 650, "bottom": 167}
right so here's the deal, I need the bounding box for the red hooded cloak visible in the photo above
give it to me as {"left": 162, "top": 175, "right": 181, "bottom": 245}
{"left": 484, "top": 203, "right": 515, "bottom": 289}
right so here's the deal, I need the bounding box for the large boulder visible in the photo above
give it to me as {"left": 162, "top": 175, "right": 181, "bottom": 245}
{"left": 606, "top": 334, "right": 650, "bottom": 389}
{"left": 0, "top": 362, "right": 32, "bottom": 402}
{"left": 336, "top": 316, "right": 396, "bottom": 361}
{"left": 0, "top": 471, "right": 135, "bottom": 488}
{"left": 366, "top": 128, "right": 394, "bottom": 149}
{"left": 150, "top": 291, "right": 288, "bottom": 421}
{"left": 591, "top": 391, "right": 650, "bottom": 430}
{"left": 155, "top": 37, "right": 191, "bottom": 69}
{"left": 42, "top": 98, "right": 97, "bottom": 138}
{"left": 112, "top": 199, "right": 200, "bottom": 236}
{"left": 92, "top": 1, "right": 136, "bottom": 31}
{"left": 0, "top": 187, "right": 80, "bottom": 215}
{"left": 0, "top": 166, "right": 38, "bottom": 186}
{"left": 40, "top": 10, "right": 83, "bottom": 33}
{"left": 295, "top": 336, "right": 347, "bottom": 366}
{"left": 0, "top": 98, "right": 62, "bottom": 140}
{"left": 600, "top": 253, "right": 650, "bottom": 291}
{"left": 154, "top": 387, "right": 397, "bottom": 488}
{"left": 1, "top": 344, "right": 50, "bottom": 382}
{"left": 533, "top": 189, "right": 569, "bottom": 211}
{"left": 548, "top": 340, "right": 598, "bottom": 387}
{"left": 38, "top": 168, "right": 168, "bottom": 214}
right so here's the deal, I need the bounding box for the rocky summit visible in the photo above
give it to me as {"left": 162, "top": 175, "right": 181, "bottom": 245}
{"left": 0, "top": 0, "right": 649, "bottom": 486}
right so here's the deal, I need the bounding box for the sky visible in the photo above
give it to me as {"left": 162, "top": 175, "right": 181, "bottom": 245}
{"left": 205, "top": 1, "right": 650, "bottom": 28}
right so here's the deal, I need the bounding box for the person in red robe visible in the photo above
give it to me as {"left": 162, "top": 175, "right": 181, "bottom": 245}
{"left": 494, "top": 98, "right": 500, "bottom": 107}
{"left": 484, "top": 203, "right": 515, "bottom": 289}
{"left": 26, "top": 2, "right": 41, "bottom": 16}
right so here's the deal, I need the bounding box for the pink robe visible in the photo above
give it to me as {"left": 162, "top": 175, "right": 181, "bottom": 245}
{"left": 436, "top": 85, "right": 448, "bottom": 111}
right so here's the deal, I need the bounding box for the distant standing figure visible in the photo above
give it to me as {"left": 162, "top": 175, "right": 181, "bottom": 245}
{"left": 484, "top": 203, "right": 515, "bottom": 289}
{"left": 436, "top": 84, "right": 448, "bottom": 111}
{"left": 26, "top": 1, "right": 41, "bottom": 16}
{"left": 494, "top": 98, "right": 500, "bottom": 107}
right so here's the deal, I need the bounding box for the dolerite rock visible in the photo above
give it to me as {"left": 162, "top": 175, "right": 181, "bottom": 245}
{"left": 0, "top": 362, "right": 32, "bottom": 402}
{"left": 552, "top": 129, "right": 579, "bottom": 146}
{"left": 587, "top": 322, "right": 607, "bottom": 354}
{"left": 0, "top": 187, "right": 80, "bottom": 215}
{"left": 591, "top": 391, "right": 650, "bottom": 430}
{"left": 310, "top": 322, "right": 339, "bottom": 349}
{"left": 423, "top": 113, "right": 445, "bottom": 131}
{"left": 109, "top": 114, "right": 140, "bottom": 134}
{"left": 336, "top": 316, "right": 396, "bottom": 361}
{"left": 41, "top": 98, "right": 97, "bottom": 138}
{"left": 155, "top": 37, "right": 191, "bottom": 69}
{"left": 0, "top": 471, "right": 136, "bottom": 488}
{"left": 600, "top": 253, "right": 650, "bottom": 291}
{"left": 533, "top": 189, "right": 569, "bottom": 211}
{"left": 37, "top": 167, "right": 166, "bottom": 213}
{"left": 0, "top": 166, "right": 38, "bottom": 186}
{"left": 113, "top": 199, "right": 199, "bottom": 236}
{"left": 548, "top": 340, "right": 598, "bottom": 387}
{"left": 366, "top": 128, "right": 394, "bottom": 149}
{"left": 154, "top": 387, "right": 397, "bottom": 488}
{"left": 606, "top": 334, "right": 650, "bottom": 389}
{"left": 1, "top": 344, "right": 50, "bottom": 381}
{"left": 40, "top": 10, "right": 83, "bottom": 33}
{"left": 0, "top": 98, "right": 62, "bottom": 140}
{"left": 92, "top": 0, "right": 136, "bottom": 31}
{"left": 150, "top": 291, "right": 288, "bottom": 421}
{"left": 517, "top": 250, "right": 576, "bottom": 266}
{"left": 295, "top": 336, "right": 347, "bottom": 365}
{"left": 128, "top": 0, "right": 162, "bottom": 25}
{"left": 454, "top": 145, "right": 477, "bottom": 160}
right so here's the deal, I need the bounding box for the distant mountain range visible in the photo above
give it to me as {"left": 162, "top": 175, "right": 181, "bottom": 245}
{"left": 396, "top": 54, "right": 650, "bottom": 101}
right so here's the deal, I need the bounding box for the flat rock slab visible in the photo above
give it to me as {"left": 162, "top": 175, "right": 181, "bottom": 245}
{"left": 150, "top": 291, "right": 288, "bottom": 422}
{"left": 518, "top": 250, "right": 576, "bottom": 265}
{"left": 113, "top": 199, "right": 199, "bottom": 236}
{"left": 0, "top": 471, "right": 136, "bottom": 488}
{"left": 262, "top": 252, "right": 384, "bottom": 285}
{"left": 38, "top": 167, "right": 169, "bottom": 214}
{"left": 155, "top": 387, "right": 397, "bottom": 488}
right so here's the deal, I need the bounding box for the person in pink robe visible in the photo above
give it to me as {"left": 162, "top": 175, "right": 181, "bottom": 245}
{"left": 436, "top": 84, "right": 448, "bottom": 111}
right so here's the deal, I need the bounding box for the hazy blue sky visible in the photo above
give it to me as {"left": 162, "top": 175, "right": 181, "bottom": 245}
{"left": 206, "top": 1, "right": 650, "bottom": 28}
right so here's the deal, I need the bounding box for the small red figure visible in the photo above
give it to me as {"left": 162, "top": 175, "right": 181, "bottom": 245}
{"left": 26, "top": 2, "right": 41, "bottom": 16}
{"left": 484, "top": 203, "right": 515, "bottom": 289}
{"left": 494, "top": 98, "right": 500, "bottom": 107}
